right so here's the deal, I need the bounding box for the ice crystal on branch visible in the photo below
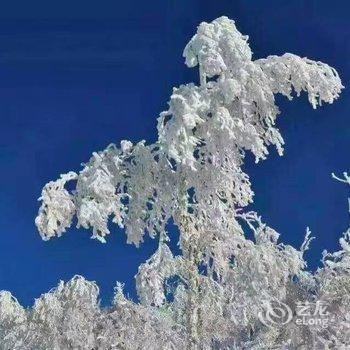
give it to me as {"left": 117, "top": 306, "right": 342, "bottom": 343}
{"left": 1, "top": 17, "right": 346, "bottom": 349}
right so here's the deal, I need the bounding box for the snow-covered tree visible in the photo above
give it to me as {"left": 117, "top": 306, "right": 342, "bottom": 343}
{"left": 1, "top": 17, "right": 346, "bottom": 349}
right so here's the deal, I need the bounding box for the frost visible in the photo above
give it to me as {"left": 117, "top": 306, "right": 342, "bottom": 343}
{"left": 35, "top": 171, "right": 77, "bottom": 240}
{"left": 136, "top": 241, "right": 183, "bottom": 307}
{"left": 1, "top": 16, "right": 346, "bottom": 349}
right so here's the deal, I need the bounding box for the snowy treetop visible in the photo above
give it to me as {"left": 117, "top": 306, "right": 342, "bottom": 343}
{"left": 35, "top": 17, "right": 343, "bottom": 248}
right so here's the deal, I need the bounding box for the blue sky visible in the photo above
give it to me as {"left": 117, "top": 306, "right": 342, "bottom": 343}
{"left": 0, "top": 0, "right": 349, "bottom": 306}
